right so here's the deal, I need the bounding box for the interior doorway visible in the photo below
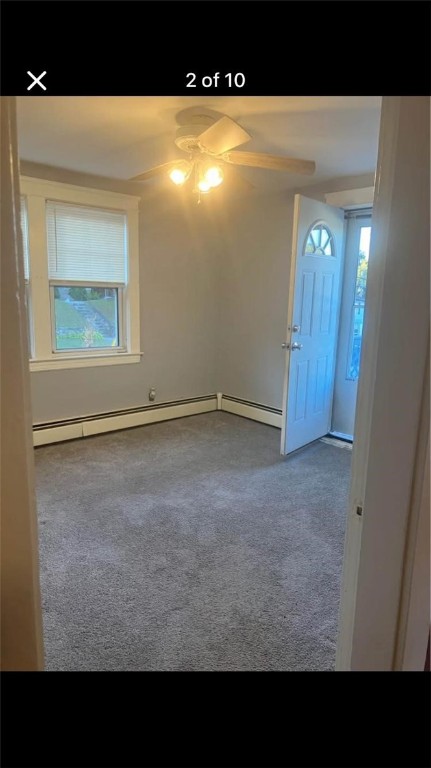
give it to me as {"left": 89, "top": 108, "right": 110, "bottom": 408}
{"left": 331, "top": 210, "right": 372, "bottom": 439}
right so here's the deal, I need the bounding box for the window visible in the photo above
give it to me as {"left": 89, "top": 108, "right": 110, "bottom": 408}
{"left": 20, "top": 178, "right": 140, "bottom": 371}
{"left": 51, "top": 286, "right": 120, "bottom": 351}
{"left": 347, "top": 225, "right": 371, "bottom": 380}
{"left": 304, "top": 223, "right": 334, "bottom": 256}
{"left": 47, "top": 202, "right": 125, "bottom": 352}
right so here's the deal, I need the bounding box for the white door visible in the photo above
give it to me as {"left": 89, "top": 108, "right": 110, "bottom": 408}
{"left": 281, "top": 194, "right": 344, "bottom": 455}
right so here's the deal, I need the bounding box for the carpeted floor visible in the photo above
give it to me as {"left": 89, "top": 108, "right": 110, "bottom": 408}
{"left": 35, "top": 411, "right": 351, "bottom": 671}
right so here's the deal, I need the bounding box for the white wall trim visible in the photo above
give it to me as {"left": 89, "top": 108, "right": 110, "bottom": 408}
{"left": 33, "top": 423, "right": 83, "bottom": 446}
{"left": 336, "top": 100, "right": 401, "bottom": 671}
{"left": 221, "top": 396, "right": 282, "bottom": 428}
{"left": 325, "top": 187, "right": 375, "bottom": 209}
{"left": 33, "top": 396, "right": 218, "bottom": 446}
{"left": 393, "top": 353, "right": 430, "bottom": 671}
{"left": 20, "top": 176, "right": 140, "bottom": 209}
{"left": 30, "top": 352, "right": 142, "bottom": 372}
{"left": 398, "top": 434, "right": 430, "bottom": 670}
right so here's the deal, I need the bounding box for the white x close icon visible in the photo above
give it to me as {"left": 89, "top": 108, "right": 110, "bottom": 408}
{"left": 27, "top": 71, "right": 47, "bottom": 91}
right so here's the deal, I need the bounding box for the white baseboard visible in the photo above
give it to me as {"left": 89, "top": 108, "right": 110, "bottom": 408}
{"left": 33, "top": 393, "right": 282, "bottom": 447}
{"left": 33, "top": 396, "right": 217, "bottom": 447}
{"left": 221, "top": 396, "right": 282, "bottom": 428}
{"left": 33, "top": 423, "right": 83, "bottom": 446}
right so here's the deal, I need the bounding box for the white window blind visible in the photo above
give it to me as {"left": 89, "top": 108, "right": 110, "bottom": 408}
{"left": 20, "top": 198, "right": 30, "bottom": 280}
{"left": 46, "top": 201, "right": 127, "bottom": 283}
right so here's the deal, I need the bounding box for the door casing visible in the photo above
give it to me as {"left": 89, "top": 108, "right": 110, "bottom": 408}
{"left": 331, "top": 210, "right": 373, "bottom": 440}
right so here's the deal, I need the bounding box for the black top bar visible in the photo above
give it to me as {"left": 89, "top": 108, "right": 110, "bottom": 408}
{"left": 1, "top": 1, "right": 430, "bottom": 96}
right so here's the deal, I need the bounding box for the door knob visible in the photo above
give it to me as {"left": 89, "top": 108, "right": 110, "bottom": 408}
{"left": 291, "top": 342, "right": 303, "bottom": 351}
{"left": 292, "top": 324, "right": 301, "bottom": 333}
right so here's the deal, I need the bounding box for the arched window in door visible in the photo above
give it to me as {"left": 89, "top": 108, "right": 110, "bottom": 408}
{"left": 304, "top": 222, "right": 335, "bottom": 256}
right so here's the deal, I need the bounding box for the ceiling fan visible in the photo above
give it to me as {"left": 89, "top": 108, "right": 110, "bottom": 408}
{"left": 129, "top": 112, "right": 316, "bottom": 196}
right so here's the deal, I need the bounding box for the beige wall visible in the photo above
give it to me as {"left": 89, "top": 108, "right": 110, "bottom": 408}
{"left": 22, "top": 163, "right": 218, "bottom": 423}
{"left": 214, "top": 173, "right": 375, "bottom": 410}
{"left": 22, "top": 161, "right": 375, "bottom": 423}
{"left": 213, "top": 192, "right": 294, "bottom": 408}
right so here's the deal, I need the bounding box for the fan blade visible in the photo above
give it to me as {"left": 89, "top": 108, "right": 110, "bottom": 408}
{"left": 223, "top": 151, "right": 316, "bottom": 175}
{"left": 129, "top": 161, "right": 185, "bottom": 182}
{"left": 197, "top": 116, "right": 251, "bottom": 155}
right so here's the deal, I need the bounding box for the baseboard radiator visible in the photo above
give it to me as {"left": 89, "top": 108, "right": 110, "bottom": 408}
{"left": 220, "top": 395, "right": 282, "bottom": 429}
{"left": 33, "top": 393, "right": 282, "bottom": 447}
{"left": 33, "top": 395, "right": 217, "bottom": 447}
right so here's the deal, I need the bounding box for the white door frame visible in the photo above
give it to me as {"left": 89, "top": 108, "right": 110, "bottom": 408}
{"left": 331, "top": 210, "right": 373, "bottom": 440}
{"left": 1, "top": 97, "right": 44, "bottom": 670}
{"left": 336, "top": 96, "right": 430, "bottom": 670}
{"left": 280, "top": 195, "right": 300, "bottom": 454}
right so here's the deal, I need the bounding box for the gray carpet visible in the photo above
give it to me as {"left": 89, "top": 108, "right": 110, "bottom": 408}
{"left": 35, "top": 411, "right": 351, "bottom": 671}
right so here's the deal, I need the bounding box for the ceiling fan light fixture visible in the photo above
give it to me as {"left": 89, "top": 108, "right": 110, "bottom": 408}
{"left": 204, "top": 165, "right": 224, "bottom": 188}
{"left": 169, "top": 167, "right": 188, "bottom": 185}
{"left": 169, "top": 160, "right": 192, "bottom": 186}
{"left": 197, "top": 178, "right": 211, "bottom": 193}
{"left": 129, "top": 111, "right": 316, "bottom": 189}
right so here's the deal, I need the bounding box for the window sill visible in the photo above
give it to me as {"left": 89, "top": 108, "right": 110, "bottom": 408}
{"left": 29, "top": 353, "right": 142, "bottom": 372}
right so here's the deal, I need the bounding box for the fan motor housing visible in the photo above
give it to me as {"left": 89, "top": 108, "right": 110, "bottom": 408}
{"left": 175, "top": 123, "right": 213, "bottom": 152}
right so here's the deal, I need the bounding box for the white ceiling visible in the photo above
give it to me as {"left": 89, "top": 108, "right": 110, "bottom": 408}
{"left": 17, "top": 96, "right": 381, "bottom": 191}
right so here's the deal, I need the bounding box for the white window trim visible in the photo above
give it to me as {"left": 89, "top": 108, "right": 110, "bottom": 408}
{"left": 20, "top": 177, "right": 141, "bottom": 371}
{"left": 29, "top": 354, "right": 142, "bottom": 372}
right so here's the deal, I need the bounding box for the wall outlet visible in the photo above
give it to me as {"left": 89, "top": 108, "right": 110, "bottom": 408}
{"left": 149, "top": 387, "right": 156, "bottom": 402}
